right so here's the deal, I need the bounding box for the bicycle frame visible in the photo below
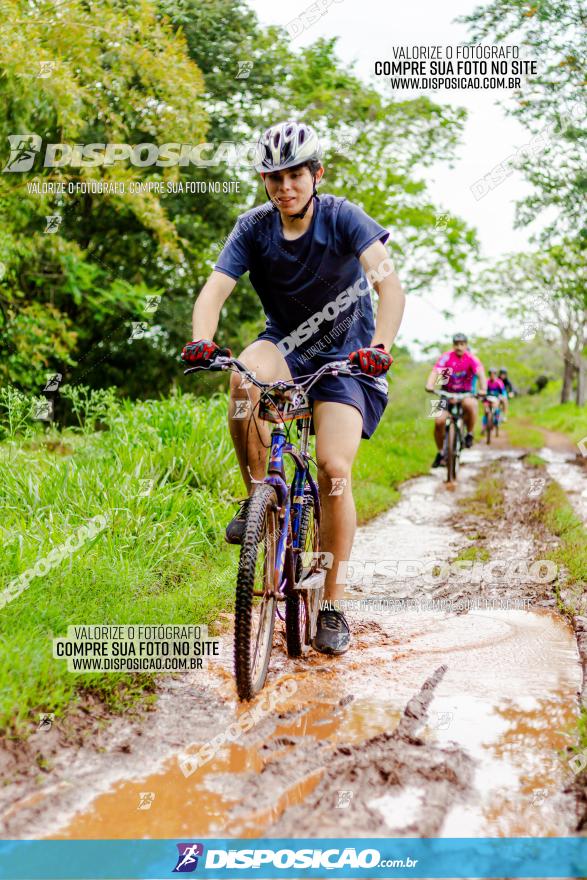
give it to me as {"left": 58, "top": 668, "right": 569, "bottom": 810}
{"left": 264, "top": 427, "right": 320, "bottom": 599}
{"left": 482, "top": 395, "right": 501, "bottom": 425}
{"left": 437, "top": 391, "right": 472, "bottom": 436}
{"left": 429, "top": 389, "right": 476, "bottom": 481}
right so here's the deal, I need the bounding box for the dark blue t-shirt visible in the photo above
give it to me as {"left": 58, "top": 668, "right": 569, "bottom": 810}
{"left": 214, "top": 194, "right": 390, "bottom": 360}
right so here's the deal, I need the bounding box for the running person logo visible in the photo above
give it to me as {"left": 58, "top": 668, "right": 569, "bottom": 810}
{"left": 3, "top": 135, "right": 42, "bottom": 172}
{"left": 173, "top": 843, "right": 205, "bottom": 872}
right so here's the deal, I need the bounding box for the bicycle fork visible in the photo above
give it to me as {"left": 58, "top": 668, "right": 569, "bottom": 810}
{"left": 265, "top": 431, "right": 290, "bottom": 598}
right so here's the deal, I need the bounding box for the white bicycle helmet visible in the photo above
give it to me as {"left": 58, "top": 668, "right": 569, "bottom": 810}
{"left": 254, "top": 120, "right": 322, "bottom": 173}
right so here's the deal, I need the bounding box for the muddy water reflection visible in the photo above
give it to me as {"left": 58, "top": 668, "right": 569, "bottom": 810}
{"left": 50, "top": 607, "right": 579, "bottom": 839}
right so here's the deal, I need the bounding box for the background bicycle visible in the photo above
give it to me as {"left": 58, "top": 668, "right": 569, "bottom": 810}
{"left": 481, "top": 394, "right": 502, "bottom": 445}
{"left": 429, "top": 389, "right": 475, "bottom": 483}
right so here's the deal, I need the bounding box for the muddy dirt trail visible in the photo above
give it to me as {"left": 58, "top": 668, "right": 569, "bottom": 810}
{"left": 2, "top": 439, "right": 587, "bottom": 843}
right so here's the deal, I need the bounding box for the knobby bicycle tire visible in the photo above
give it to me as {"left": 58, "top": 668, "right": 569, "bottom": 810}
{"left": 286, "top": 494, "right": 319, "bottom": 658}
{"left": 234, "top": 484, "right": 278, "bottom": 701}
{"left": 447, "top": 420, "right": 458, "bottom": 482}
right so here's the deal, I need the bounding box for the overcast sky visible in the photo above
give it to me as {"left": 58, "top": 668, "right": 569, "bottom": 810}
{"left": 248, "top": 0, "right": 537, "bottom": 352}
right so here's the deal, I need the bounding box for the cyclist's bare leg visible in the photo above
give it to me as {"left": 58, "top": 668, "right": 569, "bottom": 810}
{"left": 313, "top": 401, "right": 363, "bottom": 602}
{"left": 434, "top": 414, "right": 446, "bottom": 450}
{"left": 462, "top": 397, "right": 477, "bottom": 433}
{"left": 228, "top": 340, "right": 292, "bottom": 493}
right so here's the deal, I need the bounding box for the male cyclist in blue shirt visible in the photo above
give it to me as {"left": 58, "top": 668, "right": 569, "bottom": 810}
{"left": 181, "top": 121, "right": 405, "bottom": 655}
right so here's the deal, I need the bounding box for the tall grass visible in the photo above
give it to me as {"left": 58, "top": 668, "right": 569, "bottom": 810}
{"left": 0, "top": 389, "right": 241, "bottom": 734}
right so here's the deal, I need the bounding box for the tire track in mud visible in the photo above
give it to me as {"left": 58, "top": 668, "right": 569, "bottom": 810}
{"left": 1, "top": 443, "right": 586, "bottom": 841}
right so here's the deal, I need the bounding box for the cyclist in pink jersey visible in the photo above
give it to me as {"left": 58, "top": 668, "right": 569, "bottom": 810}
{"left": 425, "top": 333, "right": 487, "bottom": 468}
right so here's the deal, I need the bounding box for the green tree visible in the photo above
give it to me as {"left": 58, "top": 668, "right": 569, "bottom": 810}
{"left": 0, "top": 0, "right": 208, "bottom": 389}
{"left": 466, "top": 241, "right": 587, "bottom": 403}
{"left": 461, "top": 0, "right": 587, "bottom": 239}
{"left": 1, "top": 0, "right": 478, "bottom": 398}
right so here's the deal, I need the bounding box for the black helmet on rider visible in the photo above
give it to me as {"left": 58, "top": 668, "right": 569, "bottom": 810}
{"left": 452, "top": 333, "right": 468, "bottom": 344}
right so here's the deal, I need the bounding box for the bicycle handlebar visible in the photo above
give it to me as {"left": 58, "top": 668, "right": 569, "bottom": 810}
{"left": 426, "top": 389, "right": 477, "bottom": 399}
{"left": 184, "top": 355, "right": 360, "bottom": 394}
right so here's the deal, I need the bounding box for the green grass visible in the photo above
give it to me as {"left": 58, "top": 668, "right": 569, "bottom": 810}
{"left": 506, "top": 381, "right": 587, "bottom": 450}
{"left": 452, "top": 544, "right": 491, "bottom": 563}
{"left": 524, "top": 453, "right": 546, "bottom": 468}
{"left": 503, "top": 418, "right": 544, "bottom": 449}
{"left": 575, "top": 707, "right": 587, "bottom": 753}
{"left": 0, "top": 363, "right": 437, "bottom": 737}
{"left": 354, "top": 361, "right": 433, "bottom": 523}
{"left": 536, "top": 480, "right": 587, "bottom": 602}
{"left": 532, "top": 474, "right": 587, "bottom": 762}
{"left": 461, "top": 465, "right": 506, "bottom": 522}
{"left": 0, "top": 390, "right": 241, "bottom": 736}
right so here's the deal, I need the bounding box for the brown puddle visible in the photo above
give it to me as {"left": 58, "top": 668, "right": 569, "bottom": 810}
{"left": 48, "top": 741, "right": 323, "bottom": 839}
{"left": 48, "top": 607, "right": 580, "bottom": 840}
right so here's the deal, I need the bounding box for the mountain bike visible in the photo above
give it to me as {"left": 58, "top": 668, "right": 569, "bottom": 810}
{"left": 184, "top": 356, "right": 359, "bottom": 701}
{"left": 481, "top": 394, "right": 501, "bottom": 445}
{"left": 429, "top": 390, "right": 475, "bottom": 483}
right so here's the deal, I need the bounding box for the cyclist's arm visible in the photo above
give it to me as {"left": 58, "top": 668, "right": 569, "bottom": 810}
{"left": 425, "top": 368, "right": 439, "bottom": 391}
{"left": 191, "top": 270, "right": 236, "bottom": 339}
{"left": 359, "top": 241, "right": 405, "bottom": 352}
{"left": 476, "top": 363, "right": 488, "bottom": 395}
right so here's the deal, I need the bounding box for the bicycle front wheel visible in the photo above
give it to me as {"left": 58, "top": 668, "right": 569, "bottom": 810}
{"left": 234, "top": 485, "right": 278, "bottom": 701}
{"left": 446, "top": 421, "right": 458, "bottom": 482}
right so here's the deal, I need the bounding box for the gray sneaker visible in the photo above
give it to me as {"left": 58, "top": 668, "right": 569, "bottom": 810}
{"left": 224, "top": 498, "right": 251, "bottom": 545}
{"left": 312, "top": 609, "right": 350, "bottom": 655}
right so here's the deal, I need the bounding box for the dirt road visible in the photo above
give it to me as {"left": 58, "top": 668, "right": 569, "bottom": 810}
{"left": 2, "top": 437, "right": 587, "bottom": 842}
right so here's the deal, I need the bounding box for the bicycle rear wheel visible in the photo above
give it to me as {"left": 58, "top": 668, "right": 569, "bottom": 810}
{"left": 286, "top": 492, "right": 319, "bottom": 658}
{"left": 234, "top": 485, "right": 278, "bottom": 700}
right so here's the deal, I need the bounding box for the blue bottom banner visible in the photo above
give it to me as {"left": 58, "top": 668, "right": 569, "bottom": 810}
{"left": 2, "top": 837, "right": 587, "bottom": 879}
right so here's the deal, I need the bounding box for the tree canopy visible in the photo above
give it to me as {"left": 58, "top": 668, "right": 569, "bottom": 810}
{"left": 1, "top": 0, "right": 477, "bottom": 396}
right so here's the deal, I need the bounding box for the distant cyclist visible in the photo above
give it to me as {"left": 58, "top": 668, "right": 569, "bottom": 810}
{"left": 486, "top": 368, "right": 506, "bottom": 398}
{"left": 483, "top": 367, "right": 506, "bottom": 429}
{"left": 498, "top": 367, "right": 515, "bottom": 419}
{"left": 181, "top": 120, "right": 405, "bottom": 655}
{"left": 425, "top": 333, "right": 487, "bottom": 468}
